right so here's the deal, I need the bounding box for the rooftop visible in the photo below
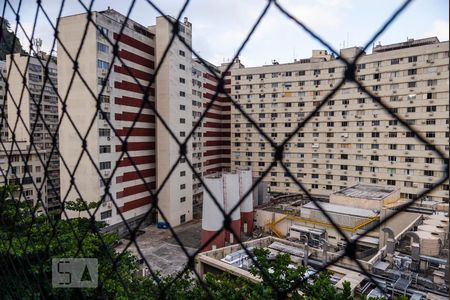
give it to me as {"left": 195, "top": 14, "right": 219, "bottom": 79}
{"left": 302, "top": 202, "right": 379, "bottom": 218}
{"left": 332, "top": 183, "right": 398, "bottom": 200}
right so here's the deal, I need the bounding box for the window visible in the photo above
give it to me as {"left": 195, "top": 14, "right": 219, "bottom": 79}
{"left": 180, "top": 105, "right": 186, "bottom": 110}
{"left": 97, "top": 42, "right": 109, "bottom": 53}
{"left": 98, "top": 112, "right": 110, "bottom": 120}
{"left": 99, "top": 145, "right": 111, "bottom": 153}
{"left": 179, "top": 50, "right": 185, "bottom": 57}
{"left": 371, "top": 155, "right": 379, "bottom": 161}
{"left": 180, "top": 184, "right": 186, "bottom": 190}
{"left": 180, "top": 214, "right": 186, "bottom": 224}
{"left": 180, "top": 197, "right": 186, "bottom": 203}
{"left": 100, "top": 210, "right": 112, "bottom": 219}
{"left": 389, "top": 132, "right": 397, "bottom": 138}
{"left": 426, "top": 106, "right": 436, "bottom": 112}
{"left": 405, "top": 157, "right": 414, "bottom": 163}
{"left": 328, "top": 68, "right": 335, "bottom": 73}
{"left": 425, "top": 157, "right": 434, "bottom": 164}
{"left": 97, "top": 25, "right": 109, "bottom": 37}
{"left": 387, "top": 180, "right": 396, "bottom": 186}
{"left": 179, "top": 91, "right": 186, "bottom": 97}
{"left": 407, "top": 69, "right": 417, "bottom": 75}
{"left": 179, "top": 77, "right": 185, "bottom": 84}
{"left": 426, "top": 132, "right": 435, "bottom": 138}
{"left": 408, "top": 56, "right": 417, "bottom": 63}
{"left": 100, "top": 95, "right": 110, "bottom": 103}
{"left": 407, "top": 107, "right": 416, "bottom": 113}
{"left": 427, "top": 79, "right": 437, "bottom": 86}
{"left": 179, "top": 64, "right": 185, "bottom": 70}
{"left": 97, "top": 59, "right": 109, "bottom": 70}
{"left": 391, "top": 58, "right": 400, "bottom": 65}
{"left": 99, "top": 161, "right": 111, "bottom": 170}
{"left": 99, "top": 128, "right": 111, "bottom": 137}
{"left": 424, "top": 170, "right": 434, "bottom": 177}
{"left": 408, "top": 82, "right": 417, "bottom": 88}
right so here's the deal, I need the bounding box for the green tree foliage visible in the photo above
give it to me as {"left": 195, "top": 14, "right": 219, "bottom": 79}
{"left": 0, "top": 185, "right": 387, "bottom": 299}
{"left": 0, "top": 17, "right": 25, "bottom": 60}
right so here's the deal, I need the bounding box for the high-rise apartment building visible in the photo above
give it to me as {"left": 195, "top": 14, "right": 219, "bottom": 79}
{"left": 191, "top": 59, "right": 233, "bottom": 205}
{"left": 229, "top": 37, "right": 449, "bottom": 203}
{"left": 6, "top": 54, "right": 60, "bottom": 210}
{"left": 149, "top": 16, "right": 195, "bottom": 226}
{"left": 58, "top": 9, "right": 156, "bottom": 232}
{"left": 58, "top": 10, "right": 232, "bottom": 232}
{"left": 0, "top": 141, "right": 46, "bottom": 209}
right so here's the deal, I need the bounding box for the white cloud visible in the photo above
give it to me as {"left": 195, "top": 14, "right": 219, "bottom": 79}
{"left": 428, "top": 20, "right": 449, "bottom": 40}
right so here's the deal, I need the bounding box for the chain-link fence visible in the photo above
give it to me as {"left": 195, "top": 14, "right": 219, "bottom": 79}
{"left": 0, "top": 0, "right": 448, "bottom": 299}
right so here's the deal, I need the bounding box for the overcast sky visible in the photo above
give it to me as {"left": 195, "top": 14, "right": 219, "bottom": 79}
{"left": 3, "top": 0, "right": 449, "bottom": 67}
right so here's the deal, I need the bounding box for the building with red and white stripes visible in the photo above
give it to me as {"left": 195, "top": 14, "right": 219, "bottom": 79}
{"left": 58, "top": 9, "right": 233, "bottom": 233}
{"left": 58, "top": 9, "right": 156, "bottom": 233}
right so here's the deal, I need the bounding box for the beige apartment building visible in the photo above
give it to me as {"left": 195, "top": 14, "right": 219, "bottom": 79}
{"left": 5, "top": 54, "right": 60, "bottom": 209}
{"left": 0, "top": 141, "right": 47, "bottom": 211}
{"left": 230, "top": 37, "right": 449, "bottom": 203}
{"left": 148, "top": 16, "right": 196, "bottom": 226}
{"left": 58, "top": 9, "right": 232, "bottom": 233}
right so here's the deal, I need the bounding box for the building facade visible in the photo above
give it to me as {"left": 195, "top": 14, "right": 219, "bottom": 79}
{"left": 0, "top": 141, "right": 46, "bottom": 210}
{"left": 6, "top": 54, "right": 60, "bottom": 210}
{"left": 58, "top": 9, "right": 157, "bottom": 233}
{"left": 229, "top": 37, "right": 449, "bottom": 203}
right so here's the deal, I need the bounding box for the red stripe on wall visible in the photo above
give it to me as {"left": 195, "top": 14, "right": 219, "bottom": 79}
{"left": 114, "top": 65, "right": 153, "bottom": 81}
{"left": 117, "top": 182, "right": 156, "bottom": 199}
{"left": 119, "top": 195, "right": 153, "bottom": 213}
{"left": 203, "top": 122, "right": 229, "bottom": 128}
{"left": 116, "top": 168, "right": 156, "bottom": 183}
{"left": 114, "top": 32, "right": 155, "bottom": 54}
{"left": 203, "top": 73, "right": 218, "bottom": 82}
{"left": 205, "top": 140, "right": 230, "bottom": 146}
{"left": 118, "top": 49, "right": 155, "bottom": 69}
{"left": 203, "top": 131, "right": 230, "bottom": 137}
{"left": 118, "top": 155, "right": 155, "bottom": 167}
{"left": 116, "top": 142, "right": 156, "bottom": 152}
{"left": 205, "top": 158, "right": 230, "bottom": 166}
{"left": 203, "top": 149, "right": 230, "bottom": 156}
{"left": 116, "top": 127, "right": 155, "bottom": 137}
{"left": 115, "top": 81, "right": 155, "bottom": 95}
{"left": 115, "top": 96, "right": 154, "bottom": 108}
{"left": 115, "top": 112, "right": 155, "bottom": 123}
{"left": 205, "top": 112, "right": 230, "bottom": 120}
{"left": 203, "top": 166, "right": 228, "bottom": 175}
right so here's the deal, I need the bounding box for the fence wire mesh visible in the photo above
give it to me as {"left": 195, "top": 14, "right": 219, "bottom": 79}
{"left": 0, "top": 0, "right": 448, "bottom": 299}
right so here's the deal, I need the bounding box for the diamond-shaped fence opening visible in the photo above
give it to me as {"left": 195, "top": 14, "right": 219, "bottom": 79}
{"left": 0, "top": 0, "right": 448, "bottom": 299}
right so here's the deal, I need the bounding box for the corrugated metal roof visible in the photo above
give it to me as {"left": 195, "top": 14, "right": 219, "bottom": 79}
{"left": 302, "top": 202, "right": 379, "bottom": 218}
{"left": 333, "top": 183, "right": 397, "bottom": 200}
